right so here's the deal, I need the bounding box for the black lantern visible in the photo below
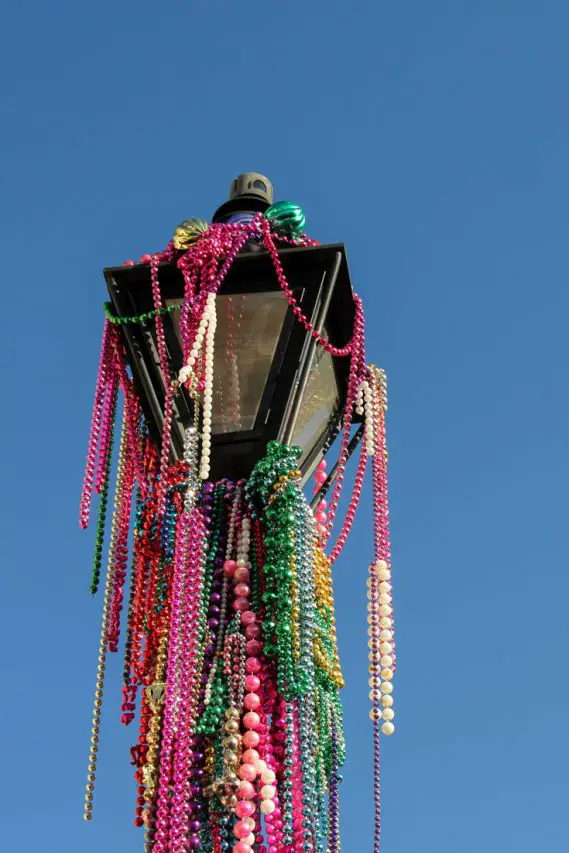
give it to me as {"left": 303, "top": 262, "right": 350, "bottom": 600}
{"left": 104, "top": 177, "right": 357, "bottom": 483}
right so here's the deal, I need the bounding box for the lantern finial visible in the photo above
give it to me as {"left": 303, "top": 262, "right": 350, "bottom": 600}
{"left": 230, "top": 172, "right": 273, "bottom": 205}
{"left": 212, "top": 172, "right": 274, "bottom": 222}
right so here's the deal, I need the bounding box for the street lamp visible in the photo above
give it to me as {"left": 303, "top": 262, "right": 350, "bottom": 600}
{"left": 79, "top": 174, "right": 396, "bottom": 853}
{"left": 104, "top": 178, "right": 358, "bottom": 482}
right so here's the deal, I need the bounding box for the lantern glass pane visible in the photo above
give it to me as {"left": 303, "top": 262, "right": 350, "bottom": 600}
{"left": 168, "top": 292, "right": 289, "bottom": 433}
{"left": 292, "top": 346, "right": 340, "bottom": 461}
{"left": 212, "top": 292, "right": 288, "bottom": 433}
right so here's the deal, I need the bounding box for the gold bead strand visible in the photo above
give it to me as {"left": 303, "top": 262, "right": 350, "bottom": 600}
{"left": 83, "top": 412, "right": 128, "bottom": 820}
{"left": 143, "top": 633, "right": 169, "bottom": 801}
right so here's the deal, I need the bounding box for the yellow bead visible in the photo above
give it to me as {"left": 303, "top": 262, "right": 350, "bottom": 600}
{"left": 382, "top": 708, "right": 395, "bottom": 721}
{"left": 380, "top": 668, "right": 393, "bottom": 681}
{"left": 380, "top": 682, "right": 393, "bottom": 694}
{"left": 381, "top": 721, "right": 395, "bottom": 736}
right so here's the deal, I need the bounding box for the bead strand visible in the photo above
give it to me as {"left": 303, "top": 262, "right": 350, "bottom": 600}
{"left": 102, "top": 412, "right": 130, "bottom": 642}
{"left": 142, "top": 634, "right": 168, "bottom": 806}
{"left": 199, "top": 293, "right": 217, "bottom": 480}
{"left": 170, "top": 509, "right": 207, "bottom": 852}
{"left": 371, "top": 368, "right": 396, "bottom": 731}
{"left": 312, "top": 460, "right": 328, "bottom": 542}
{"left": 80, "top": 319, "right": 112, "bottom": 529}
{"left": 124, "top": 391, "right": 147, "bottom": 497}
{"left": 324, "top": 296, "right": 367, "bottom": 553}
{"left": 83, "top": 482, "right": 118, "bottom": 820}
{"left": 149, "top": 255, "right": 170, "bottom": 381}
{"left": 363, "top": 380, "right": 375, "bottom": 456}
{"left": 178, "top": 291, "right": 216, "bottom": 384}
{"left": 90, "top": 394, "right": 118, "bottom": 594}
{"left": 327, "top": 720, "right": 341, "bottom": 853}
{"left": 205, "top": 484, "right": 241, "bottom": 706}
{"left": 103, "top": 299, "right": 181, "bottom": 326}
{"left": 368, "top": 366, "right": 394, "bottom": 853}
{"left": 372, "top": 560, "right": 395, "bottom": 735}
{"left": 261, "top": 218, "right": 353, "bottom": 358}
{"left": 152, "top": 511, "right": 192, "bottom": 851}
{"left": 150, "top": 254, "right": 177, "bottom": 521}
{"left": 328, "top": 436, "right": 368, "bottom": 565}
{"left": 95, "top": 370, "right": 119, "bottom": 494}
{"left": 156, "top": 381, "right": 176, "bottom": 520}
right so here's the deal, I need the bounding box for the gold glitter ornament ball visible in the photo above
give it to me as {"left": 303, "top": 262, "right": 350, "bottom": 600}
{"left": 172, "top": 218, "right": 209, "bottom": 250}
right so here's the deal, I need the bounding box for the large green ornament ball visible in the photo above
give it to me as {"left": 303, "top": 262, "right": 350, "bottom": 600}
{"left": 264, "top": 201, "right": 306, "bottom": 238}
{"left": 172, "top": 217, "right": 209, "bottom": 250}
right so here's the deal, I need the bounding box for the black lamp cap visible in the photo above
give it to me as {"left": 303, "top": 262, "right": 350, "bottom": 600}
{"left": 212, "top": 172, "right": 274, "bottom": 222}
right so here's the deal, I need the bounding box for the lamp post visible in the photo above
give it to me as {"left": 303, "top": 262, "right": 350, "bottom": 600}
{"left": 79, "top": 174, "right": 396, "bottom": 853}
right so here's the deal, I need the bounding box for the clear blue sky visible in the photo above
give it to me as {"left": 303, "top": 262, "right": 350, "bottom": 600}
{"left": 1, "top": 1, "right": 568, "bottom": 851}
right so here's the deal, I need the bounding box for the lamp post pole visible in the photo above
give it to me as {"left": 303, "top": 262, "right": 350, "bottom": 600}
{"left": 79, "top": 174, "right": 396, "bottom": 853}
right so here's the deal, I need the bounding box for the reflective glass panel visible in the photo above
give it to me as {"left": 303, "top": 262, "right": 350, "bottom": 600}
{"left": 292, "top": 345, "right": 340, "bottom": 462}
{"left": 168, "top": 291, "right": 289, "bottom": 433}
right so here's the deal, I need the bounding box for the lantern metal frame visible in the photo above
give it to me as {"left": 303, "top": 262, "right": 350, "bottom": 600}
{"left": 104, "top": 243, "right": 357, "bottom": 482}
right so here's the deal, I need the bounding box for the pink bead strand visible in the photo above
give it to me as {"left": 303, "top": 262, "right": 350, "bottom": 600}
{"left": 107, "top": 453, "right": 135, "bottom": 655}
{"left": 156, "top": 381, "right": 175, "bottom": 519}
{"left": 123, "top": 391, "right": 147, "bottom": 497}
{"left": 150, "top": 255, "right": 171, "bottom": 379}
{"left": 169, "top": 509, "right": 206, "bottom": 852}
{"left": 152, "top": 511, "right": 192, "bottom": 851}
{"left": 79, "top": 319, "right": 112, "bottom": 528}
{"left": 261, "top": 218, "right": 353, "bottom": 358}
{"left": 94, "top": 368, "right": 119, "bottom": 495}
{"left": 329, "top": 433, "right": 368, "bottom": 563}
{"left": 324, "top": 296, "right": 367, "bottom": 553}
{"left": 149, "top": 255, "right": 178, "bottom": 520}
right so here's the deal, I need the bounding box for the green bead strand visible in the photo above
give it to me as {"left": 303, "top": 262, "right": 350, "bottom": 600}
{"left": 103, "top": 300, "right": 181, "bottom": 326}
